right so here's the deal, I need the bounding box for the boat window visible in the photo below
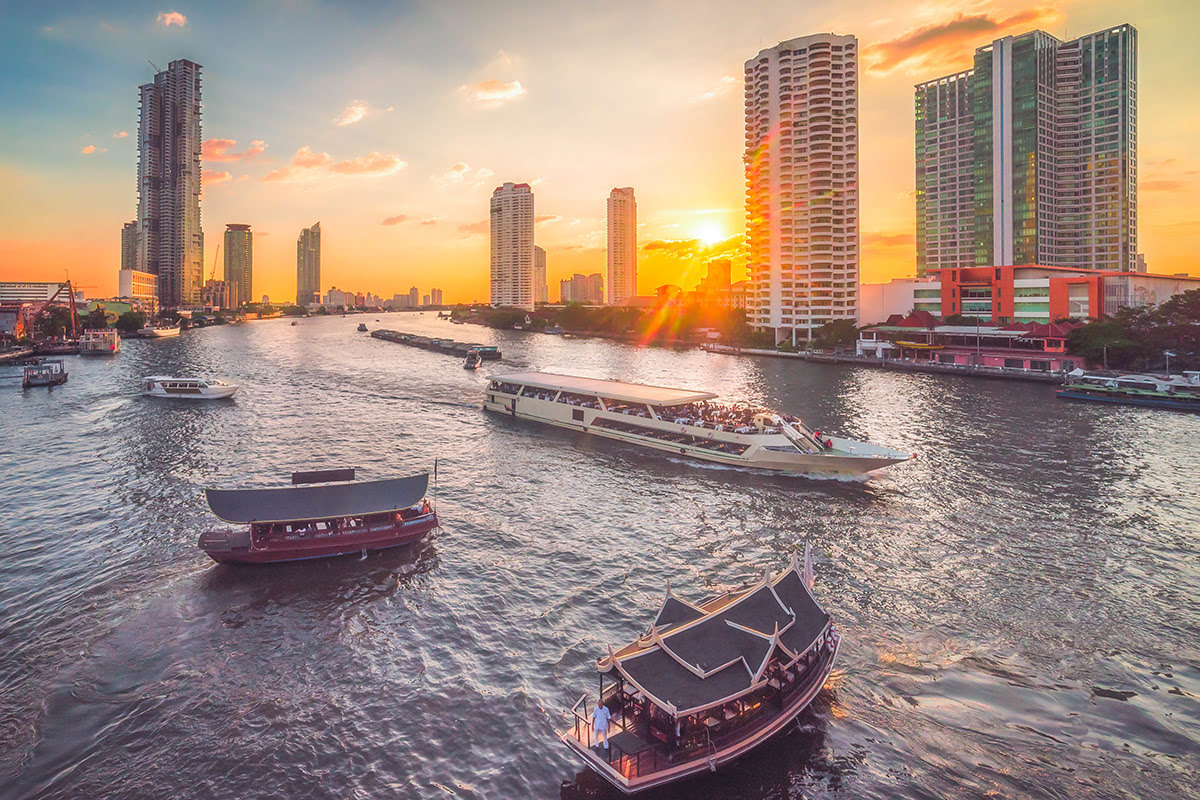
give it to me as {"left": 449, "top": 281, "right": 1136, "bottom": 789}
{"left": 572, "top": 408, "right": 584, "bottom": 422}
{"left": 495, "top": 381, "right": 521, "bottom": 394}
{"left": 557, "top": 391, "right": 601, "bottom": 408}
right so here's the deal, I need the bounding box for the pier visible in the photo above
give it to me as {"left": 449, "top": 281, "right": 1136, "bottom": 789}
{"left": 370, "top": 330, "right": 502, "bottom": 360}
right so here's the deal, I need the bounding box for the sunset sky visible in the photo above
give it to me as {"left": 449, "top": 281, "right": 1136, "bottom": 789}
{"left": 1, "top": 0, "right": 1197, "bottom": 304}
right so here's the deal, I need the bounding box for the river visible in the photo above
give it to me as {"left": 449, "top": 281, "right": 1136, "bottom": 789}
{"left": 1, "top": 312, "right": 1197, "bottom": 799}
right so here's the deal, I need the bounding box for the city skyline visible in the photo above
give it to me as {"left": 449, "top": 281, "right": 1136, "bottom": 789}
{"left": 2, "top": 2, "right": 1198, "bottom": 305}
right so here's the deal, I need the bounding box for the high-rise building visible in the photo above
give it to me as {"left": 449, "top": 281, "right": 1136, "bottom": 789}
{"left": 296, "top": 222, "right": 320, "bottom": 306}
{"left": 560, "top": 273, "right": 604, "bottom": 304}
{"left": 490, "top": 182, "right": 535, "bottom": 311}
{"left": 533, "top": 246, "right": 548, "bottom": 304}
{"left": 607, "top": 187, "right": 637, "bottom": 305}
{"left": 137, "top": 59, "right": 203, "bottom": 308}
{"left": 408, "top": 286, "right": 419, "bottom": 307}
{"left": 121, "top": 221, "right": 138, "bottom": 273}
{"left": 745, "top": 34, "right": 860, "bottom": 345}
{"left": 431, "top": 288, "right": 444, "bottom": 305}
{"left": 915, "top": 24, "right": 1137, "bottom": 275}
{"left": 223, "top": 223, "right": 252, "bottom": 310}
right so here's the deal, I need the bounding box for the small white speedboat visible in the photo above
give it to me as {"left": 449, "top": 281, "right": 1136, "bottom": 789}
{"left": 142, "top": 376, "right": 239, "bottom": 399}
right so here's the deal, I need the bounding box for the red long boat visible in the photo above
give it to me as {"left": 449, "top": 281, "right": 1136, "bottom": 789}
{"left": 198, "top": 469, "right": 439, "bottom": 564}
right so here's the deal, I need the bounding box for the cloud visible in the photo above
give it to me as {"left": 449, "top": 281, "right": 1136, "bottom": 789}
{"left": 1142, "top": 179, "right": 1187, "bottom": 192}
{"left": 458, "top": 220, "right": 489, "bottom": 235}
{"left": 420, "top": 218, "right": 440, "bottom": 226}
{"left": 113, "top": 131, "right": 129, "bottom": 139}
{"left": 459, "top": 79, "right": 526, "bottom": 109}
{"left": 862, "top": 232, "right": 915, "bottom": 246}
{"left": 156, "top": 11, "right": 187, "bottom": 28}
{"left": 264, "top": 146, "right": 407, "bottom": 182}
{"left": 642, "top": 234, "right": 745, "bottom": 260}
{"left": 80, "top": 145, "right": 106, "bottom": 154}
{"left": 432, "top": 162, "right": 495, "bottom": 187}
{"left": 535, "top": 214, "right": 560, "bottom": 225}
{"left": 863, "top": 7, "right": 1063, "bottom": 76}
{"left": 692, "top": 75, "right": 738, "bottom": 102}
{"left": 202, "top": 138, "right": 267, "bottom": 162}
{"left": 203, "top": 170, "right": 232, "bottom": 186}
{"left": 332, "top": 100, "right": 392, "bottom": 126}
{"left": 382, "top": 215, "right": 412, "bottom": 225}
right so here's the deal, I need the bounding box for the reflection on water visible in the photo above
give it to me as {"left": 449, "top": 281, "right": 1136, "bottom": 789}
{"left": 1, "top": 313, "right": 1198, "bottom": 799}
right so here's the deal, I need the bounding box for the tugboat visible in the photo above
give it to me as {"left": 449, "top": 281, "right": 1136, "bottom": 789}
{"left": 464, "top": 349, "right": 483, "bottom": 370}
{"left": 198, "top": 468, "right": 439, "bottom": 564}
{"left": 357, "top": 323, "right": 369, "bottom": 332}
{"left": 560, "top": 549, "right": 839, "bottom": 794}
{"left": 22, "top": 359, "right": 68, "bottom": 388}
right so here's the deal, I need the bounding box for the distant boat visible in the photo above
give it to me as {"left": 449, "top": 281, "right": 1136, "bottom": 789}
{"left": 139, "top": 324, "right": 181, "bottom": 338}
{"left": 197, "top": 469, "right": 439, "bottom": 564}
{"left": 1057, "top": 369, "right": 1200, "bottom": 413}
{"left": 80, "top": 329, "right": 120, "bottom": 355}
{"left": 464, "top": 350, "right": 482, "bottom": 370}
{"left": 357, "top": 323, "right": 369, "bottom": 332}
{"left": 142, "top": 376, "right": 239, "bottom": 399}
{"left": 23, "top": 359, "right": 68, "bottom": 388}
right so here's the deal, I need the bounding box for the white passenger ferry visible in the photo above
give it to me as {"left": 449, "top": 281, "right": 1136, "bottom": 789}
{"left": 142, "top": 376, "right": 239, "bottom": 399}
{"left": 484, "top": 372, "right": 911, "bottom": 475}
{"left": 80, "top": 328, "right": 121, "bottom": 355}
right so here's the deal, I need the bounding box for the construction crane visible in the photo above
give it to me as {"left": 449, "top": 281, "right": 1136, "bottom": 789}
{"left": 210, "top": 243, "right": 221, "bottom": 282}
{"left": 28, "top": 281, "right": 81, "bottom": 339}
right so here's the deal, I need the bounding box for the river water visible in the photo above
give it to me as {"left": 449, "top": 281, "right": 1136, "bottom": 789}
{"left": 1, "top": 313, "right": 1197, "bottom": 800}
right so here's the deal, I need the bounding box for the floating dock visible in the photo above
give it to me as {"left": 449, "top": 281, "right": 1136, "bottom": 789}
{"left": 370, "top": 330, "right": 502, "bottom": 360}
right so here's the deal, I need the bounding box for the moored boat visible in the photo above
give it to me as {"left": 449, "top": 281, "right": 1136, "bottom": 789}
{"left": 80, "top": 328, "right": 120, "bottom": 355}
{"left": 483, "top": 372, "right": 910, "bottom": 476}
{"left": 1057, "top": 369, "right": 1200, "bottom": 412}
{"left": 198, "top": 469, "right": 439, "bottom": 564}
{"left": 142, "top": 375, "right": 239, "bottom": 399}
{"left": 22, "top": 359, "right": 68, "bottom": 388}
{"left": 138, "top": 323, "right": 182, "bottom": 338}
{"left": 560, "top": 551, "right": 839, "bottom": 794}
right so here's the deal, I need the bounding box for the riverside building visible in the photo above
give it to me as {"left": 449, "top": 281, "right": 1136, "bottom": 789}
{"left": 534, "top": 246, "right": 548, "bottom": 304}
{"left": 607, "top": 187, "right": 637, "bottom": 305}
{"left": 296, "top": 222, "right": 320, "bottom": 306}
{"left": 915, "top": 24, "right": 1138, "bottom": 275}
{"left": 490, "top": 182, "right": 535, "bottom": 311}
{"left": 745, "top": 34, "right": 860, "bottom": 346}
{"left": 223, "top": 224, "right": 252, "bottom": 310}
{"left": 137, "top": 59, "right": 204, "bottom": 308}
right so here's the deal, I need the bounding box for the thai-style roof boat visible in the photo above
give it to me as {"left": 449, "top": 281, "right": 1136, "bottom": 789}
{"left": 560, "top": 550, "right": 839, "bottom": 794}
{"left": 198, "top": 469, "right": 438, "bottom": 564}
{"left": 484, "top": 372, "right": 910, "bottom": 475}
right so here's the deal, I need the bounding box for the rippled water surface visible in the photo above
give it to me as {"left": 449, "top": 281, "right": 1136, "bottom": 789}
{"left": 2, "top": 314, "right": 1198, "bottom": 800}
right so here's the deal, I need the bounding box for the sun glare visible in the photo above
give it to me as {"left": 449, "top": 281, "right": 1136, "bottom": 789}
{"left": 695, "top": 223, "right": 724, "bottom": 246}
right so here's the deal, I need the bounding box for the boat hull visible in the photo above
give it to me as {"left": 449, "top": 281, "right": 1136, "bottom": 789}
{"left": 199, "top": 513, "right": 439, "bottom": 564}
{"left": 1056, "top": 388, "right": 1200, "bottom": 412}
{"left": 562, "top": 634, "right": 841, "bottom": 794}
{"left": 143, "top": 386, "right": 238, "bottom": 399}
{"left": 482, "top": 394, "right": 907, "bottom": 476}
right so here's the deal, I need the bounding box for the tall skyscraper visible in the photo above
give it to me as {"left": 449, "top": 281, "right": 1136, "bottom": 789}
{"left": 121, "top": 221, "right": 138, "bottom": 273}
{"left": 296, "top": 222, "right": 321, "bottom": 306}
{"left": 915, "top": 24, "right": 1137, "bottom": 274}
{"left": 223, "top": 224, "right": 252, "bottom": 310}
{"left": 745, "top": 34, "right": 860, "bottom": 345}
{"left": 607, "top": 187, "right": 637, "bottom": 305}
{"left": 137, "top": 59, "right": 203, "bottom": 308}
{"left": 533, "top": 245, "right": 548, "bottom": 304}
{"left": 490, "top": 182, "right": 535, "bottom": 311}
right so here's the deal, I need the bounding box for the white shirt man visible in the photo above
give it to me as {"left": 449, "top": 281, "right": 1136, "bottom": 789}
{"left": 592, "top": 703, "right": 612, "bottom": 749}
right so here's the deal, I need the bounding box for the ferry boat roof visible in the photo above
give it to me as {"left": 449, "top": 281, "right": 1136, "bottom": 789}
{"left": 489, "top": 371, "right": 717, "bottom": 406}
{"left": 205, "top": 473, "right": 428, "bottom": 524}
{"left": 600, "top": 555, "right": 829, "bottom": 716}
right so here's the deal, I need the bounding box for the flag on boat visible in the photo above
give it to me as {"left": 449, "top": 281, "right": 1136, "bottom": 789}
{"left": 803, "top": 542, "right": 815, "bottom": 589}
{"left": 1165, "top": 350, "right": 1176, "bottom": 357}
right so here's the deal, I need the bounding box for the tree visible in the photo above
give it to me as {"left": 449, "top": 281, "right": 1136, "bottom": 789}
{"left": 810, "top": 319, "right": 858, "bottom": 350}
{"left": 115, "top": 311, "right": 146, "bottom": 334}
{"left": 36, "top": 307, "right": 74, "bottom": 339}
{"left": 84, "top": 307, "right": 109, "bottom": 330}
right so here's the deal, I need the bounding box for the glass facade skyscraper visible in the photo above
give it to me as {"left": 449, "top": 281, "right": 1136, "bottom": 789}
{"left": 915, "top": 24, "right": 1137, "bottom": 275}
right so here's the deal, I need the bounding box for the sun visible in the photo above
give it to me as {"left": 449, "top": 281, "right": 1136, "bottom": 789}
{"left": 694, "top": 223, "right": 724, "bottom": 246}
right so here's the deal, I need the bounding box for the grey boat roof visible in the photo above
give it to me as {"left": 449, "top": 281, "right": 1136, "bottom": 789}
{"left": 205, "top": 473, "right": 429, "bottom": 524}
{"left": 601, "top": 557, "right": 830, "bottom": 716}
{"left": 488, "top": 371, "right": 717, "bottom": 406}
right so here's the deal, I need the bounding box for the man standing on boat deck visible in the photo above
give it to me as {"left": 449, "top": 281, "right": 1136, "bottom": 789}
{"left": 592, "top": 702, "right": 612, "bottom": 750}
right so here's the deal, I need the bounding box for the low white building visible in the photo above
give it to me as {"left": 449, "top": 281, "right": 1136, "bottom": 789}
{"left": 858, "top": 277, "right": 941, "bottom": 325}
{"left": 118, "top": 269, "right": 157, "bottom": 305}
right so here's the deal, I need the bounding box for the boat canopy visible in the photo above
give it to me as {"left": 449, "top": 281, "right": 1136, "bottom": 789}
{"left": 600, "top": 556, "right": 830, "bottom": 717}
{"left": 205, "top": 473, "right": 429, "bottom": 524}
{"left": 488, "top": 371, "right": 717, "bottom": 406}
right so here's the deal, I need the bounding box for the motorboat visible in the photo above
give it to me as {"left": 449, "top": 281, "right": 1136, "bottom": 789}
{"left": 484, "top": 372, "right": 911, "bottom": 476}
{"left": 358, "top": 323, "right": 369, "bottom": 332}
{"left": 561, "top": 551, "right": 839, "bottom": 793}
{"left": 142, "top": 375, "right": 239, "bottom": 399}
{"left": 464, "top": 350, "right": 483, "bottom": 370}
{"left": 23, "top": 359, "right": 68, "bottom": 388}
{"left": 198, "top": 468, "right": 439, "bottom": 564}
{"left": 139, "top": 323, "right": 181, "bottom": 338}
{"left": 80, "top": 328, "right": 120, "bottom": 355}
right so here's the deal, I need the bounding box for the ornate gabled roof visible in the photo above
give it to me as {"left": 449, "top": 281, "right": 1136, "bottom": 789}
{"left": 602, "top": 558, "right": 831, "bottom": 716}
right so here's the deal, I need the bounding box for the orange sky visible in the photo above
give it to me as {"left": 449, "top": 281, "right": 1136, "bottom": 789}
{"left": 1, "top": 1, "right": 1198, "bottom": 303}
